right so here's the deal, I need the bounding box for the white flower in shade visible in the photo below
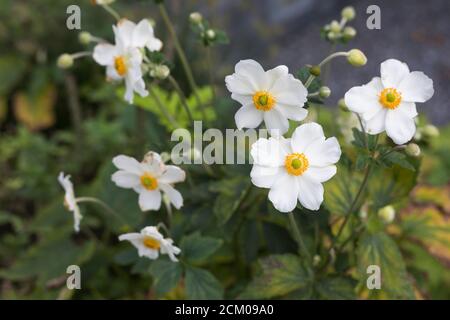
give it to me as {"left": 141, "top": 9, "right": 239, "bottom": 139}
{"left": 344, "top": 59, "right": 434, "bottom": 145}
{"left": 250, "top": 123, "right": 341, "bottom": 212}
{"left": 93, "top": 19, "right": 162, "bottom": 103}
{"left": 225, "top": 59, "right": 308, "bottom": 135}
{"left": 111, "top": 152, "right": 185, "bottom": 211}
{"left": 118, "top": 226, "right": 181, "bottom": 262}
{"left": 58, "top": 172, "right": 82, "bottom": 232}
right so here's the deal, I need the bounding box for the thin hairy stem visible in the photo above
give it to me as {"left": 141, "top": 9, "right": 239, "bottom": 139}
{"left": 167, "top": 75, "right": 194, "bottom": 125}
{"left": 288, "top": 212, "right": 311, "bottom": 261}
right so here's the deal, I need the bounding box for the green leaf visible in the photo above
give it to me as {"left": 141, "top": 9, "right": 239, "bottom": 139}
{"left": 149, "top": 260, "right": 182, "bottom": 296}
{"left": 357, "top": 231, "right": 414, "bottom": 299}
{"left": 315, "top": 276, "right": 357, "bottom": 300}
{"left": 239, "top": 254, "right": 312, "bottom": 299}
{"left": 185, "top": 266, "right": 224, "bottom": 299}
{"left": 0, "top": 55, "right": 27, "bottom": 95}
{"left": 211, "top": 176, "right": 250, "bottom": 225}
{"left": 180, "top": 232, "right": 223, "bottom": 263}
{"left": 381, "top": 151, "right": 415, "bottom": 171}
{"left": 296, "top": 66, "right": 322, "bottom": 93}
{"left": 351, "top": 127, "right": 366, "bottom": 149}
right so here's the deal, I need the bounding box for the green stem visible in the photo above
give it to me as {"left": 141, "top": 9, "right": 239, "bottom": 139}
{"left": 101, "top": 4, "right": 120, "bottom": 21}
{"left": 288, "top": 212, "right": 311, "bottom": 261}
{"left": 167, "top": 75, "right": 194, "bottom": 125}
{"left": 76, "top": 197, "right": 127, "bottom": 225}
{"left": 304, "top": 51, "right": 349, "bottom": 88}
{"left": 206, "top": 46, "right": 217, "bottom": 105}
{"left": 148, "top": 84, "right": 180, "bottom": 128}
{"left": 158, "top": 4, "right": 205, "bottom": 115}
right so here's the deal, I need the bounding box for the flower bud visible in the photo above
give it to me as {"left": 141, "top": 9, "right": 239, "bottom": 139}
{"left": 57, "top": 54, "right": 74, "bottom": 69}
{"left": 405, "top": 143, "right": 421, "bottom": 157}
{"left": 313, "top": 255, "right": 321, "bottom": 267}
{"left": 422, "top": 124, "right": 439, "bottom": 138}
{"left": 343, "top": 26, "right": 356, "bottom": 40}
{"left": 338, "top": 98, "right": 348, "bottom": 111}
{"left": 330, "top": 20, "right": 341, "bottom": 33}
{"left": 78, "top": 31, "right": 92, "bottom": 45}
{"left": 378, "top": 205, "right": 395, "bottom": 224}
{"left": 327, "top": 31, "right": 340, "bottom": 41}
{"left": 150, "top": 64, "right": 170, "bottom": 80}
{"left": 319, "top": 86, "right": 331, "bottom": 98}
{"left": 189, "top": 12, "right": 203, "bottom": 24}
{"left": 309, "top": 65, "right": 321, "bottom": 76}
{"left": 147, "top": 18, "right": 156, "bottom": 27}
{"left": 206, "top": 29, "right": 216, "bottom": 40}
{"left": 341, "top": 6, "right": 356, "bottom": 21}
{"left": 347, "top": 49, "right": 367, "bottom": 67}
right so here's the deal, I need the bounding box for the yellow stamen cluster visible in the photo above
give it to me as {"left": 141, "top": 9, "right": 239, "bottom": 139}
{"left": 114, "top": 56, "right": 127, "bottom": 76}
{"left": 140, "top": 173, "right": 158, "bottom": 190}
{"left": 252, "top": 91, "right": 276, "bottom": 111}
{"left": 379, "top": 88, "right": 402, "bottom": 109}
{"left": 285, "top": 153, "right": 309, "bottom": 176}
{"left": 143, "top": 236, "right": 161, "bottom": 250}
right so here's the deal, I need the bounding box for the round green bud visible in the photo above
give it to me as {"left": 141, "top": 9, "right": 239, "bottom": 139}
{"left": 338, "top": 98, "right": 348, "bottom": 111}
{"left": 57, "top": 54, "right": 73, "bottom": 69}
{"left": 150, "top": 64, "right": 170, "bottom": 80}
{"left": 405, "top": 143, "right": 421, "bottom": 157}
{"left": 378, "top": 205, "right": 395, "bottom": 224}
{"left": 319, "top": 86, "right": 331, "bottom": 99}
{"left": 78, "top": 31, "right": 91, "bottom": 45}
{"left": 341, "top": 6, "right": 356, "bottom": 21}
{"left": 327, "top": 31, "right": 340, "bottom": 41}
{"left": 313, "top": 255, "right": 321, "bottom": 267}
{"left": 189, "top": 12, "right": 203, "bottom": 24}
{"left": 309, "top": 65, "right": 321, "bottom": 76}
{"left": 343, "top": 26, "right": 356, "bottom": 40}
{"left": 347, "top": 49, "right": 367, "bottom": 67}
{"left": 422, "top": 124, "right": 439, "bottom": 138}
{"left": 206, "top": 29, "right": 216, "bottom": 40}
{"left": 330, "top": 20, "right": 341, "bottom": 33}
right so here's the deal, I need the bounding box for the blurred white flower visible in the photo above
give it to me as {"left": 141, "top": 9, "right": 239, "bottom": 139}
{"left": 111, "top": 152, "right": 185, "bottom": 211}
{"left": 93, "top": 19, "right": 162, "bottom": 103}
{"left": 58, "top": 172, "right": 82, "bottom": 233}
{"left": 337, "top": 112, "right": 362, "bottom": 143}
{"left": 225, "top": 59, "right": 308, "bottom": 135}
{"left": 250, "top": 123, "right": 341, "bottom": 212}
{"left": 91, "top": 0, "right": 116, "bottom": 5}
{"left": 345, "top": 59, "right": 434, "bottom": 145}
{"left": 119, "top": 226, "right": 181, "bottom": 262}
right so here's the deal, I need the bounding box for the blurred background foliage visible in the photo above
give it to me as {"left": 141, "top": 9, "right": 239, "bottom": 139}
{"left": 0, "top": 0, "right": 449, "bottom": 299}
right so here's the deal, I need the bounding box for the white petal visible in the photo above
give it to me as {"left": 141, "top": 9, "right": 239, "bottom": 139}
{"left": 159, "top": 183, "right": 183, "bottom": 209}
{"left": 138, "top": 190, "right": 162, "bottom": 211}
{"left": 111, "top": 170, "right": 140, "bottom": 189}
{"left": 263, "top": 109, "right": 289, "bottom": 136}
{"left": 225, "top": 74, "right": 255, "bottom": 95}
{"left": 303, "top": 165, "right": 337, "bottom": 183}
{"left": 396, "top": 101, "right": 417, "bottom": 118}
{"left": 93, "top": 43, "right": 116, "bottom": 66}
{"left": 118, "top": 233, "right": 143, "bottom": 242}
{"left": 231, "top": 93, "right": 252, "bottom": 105}
{"left": 385, "top": 108, "right": 416, "bottom": 145}
{"left": 73, "top": 206, "right": 82, "bottom": 233}
{"left": 268, "top": 172, "right": 299, "bottom": 213}
{"left": 114, "top": 19, "right": 136, "bottom": 49}
{"left": 159, "top": 165, "right": 186, "bottom": 184}
{"left": 363, "top": 108, "right": 387, "bottom": 135}
{"left": 250, "top": 164, "right": 282, "bottom": 188}
{"left": 112, "top": 155, "right": 143, "bottom": 175}
{"left": 146, "top": 38, "right": 163, "bottom": 52}
{"left": 234, "top": 103, "right": 263, "bottom": 130}
{"left": 132, "top": 20, "right": 156, "bottom": 48}
{"left": 276, "top": 103, "right": 308, "bottom": 121}
{"left": 266, "top": 65, "right": 288, "bottom": 88}
{"left": 250, "top": 137, "right": 289, "bottom": 167}
{"left": 290, "top": 122, "right": 325, "bottom": 154}
{"left": 106, "top": 65, "right": 122, "bottom": 80}
{"left": 304, "top": 137, "right": 341, "bottom": 167}
{"left": 380, "top": 59, "right": 410, "bottom": 88}
{"left": 271, "top": 75, "right": 307, "bottom": 107}
{"left": 234, "top": 59, "right": 268, "bottom": 90}
{"left": 297, "top": 176, "right": 324, "bottom": 211}
{"left": 398, "top": 71, "right": 434, "bottom": 103}
{"left": 344, "top": 77, "right": 383, "bottom": 120}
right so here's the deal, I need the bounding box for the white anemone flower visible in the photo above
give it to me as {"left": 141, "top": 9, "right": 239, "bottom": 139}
{"left": 118, "top": 226, "right": 181, "bottom": 262}
{"left": 225, "top": 59, "right": 308, "bottom": 135}
{"left": 250, "top": 123, "right": 341, "bottom": 212}
{"left": 58, "top": 172, "right": 82, "bottom": 233}
{"left": 111, "top": 152, "right": 185, "bottom": 211}
{"left": 93, "top": 19, "right": 162, "bottom": 103}
{"left": 344, "top": 59, "right": 434, "bottom": 145}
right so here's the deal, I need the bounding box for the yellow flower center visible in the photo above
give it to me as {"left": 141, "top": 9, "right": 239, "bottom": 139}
{"left": 379, "top": 88, "right": 402, "bottom": 109}
{"left": 253, "top": 91, "right": 276, "bottom": 111}
{"left": 143, "top": 236, "right": 161, "bottom": 250}
{"left": 114, "top": 56, "right": 127, "bottom": 76}
{"left": 285, "top": 153, "right": 309, "bottom": 176}
{"left": 140, "top": 173, "right": 158, "bottom": 190}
